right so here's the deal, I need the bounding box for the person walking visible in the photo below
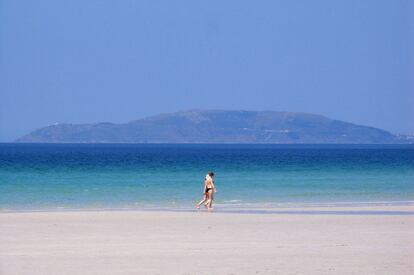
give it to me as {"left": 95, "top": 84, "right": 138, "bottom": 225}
{"left": 196, "top": 171, "right": 217, "bottom": 211}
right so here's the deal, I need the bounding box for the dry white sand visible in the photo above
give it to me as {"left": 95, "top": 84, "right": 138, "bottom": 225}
{"left": 1, "top": 207, "right": 413, "bottom": 275}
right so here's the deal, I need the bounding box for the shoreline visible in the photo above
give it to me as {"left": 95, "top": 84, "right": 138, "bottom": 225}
{"left": 1, "top": 201, "right": 414, "bottom": 215}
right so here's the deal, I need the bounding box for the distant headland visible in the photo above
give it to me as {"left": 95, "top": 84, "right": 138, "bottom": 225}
{"left": 16, "top": 110, "right": 413, "bottom": 144}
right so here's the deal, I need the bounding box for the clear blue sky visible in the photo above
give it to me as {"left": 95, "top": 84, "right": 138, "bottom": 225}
{"left": 1, "top": 0, "right": 413, "bottom": 141}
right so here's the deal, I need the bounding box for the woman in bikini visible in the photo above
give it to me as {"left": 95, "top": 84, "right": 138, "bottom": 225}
{"left": 196, "top": 171, "right": 217, "bottom": 211}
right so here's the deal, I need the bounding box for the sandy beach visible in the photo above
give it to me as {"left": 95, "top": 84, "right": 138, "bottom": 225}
{"left": 1, "top": 206, "right": 413, "bottom": 275}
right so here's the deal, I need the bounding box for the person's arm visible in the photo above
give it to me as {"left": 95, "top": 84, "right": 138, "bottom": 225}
{"left": 211, "top": 180, "right": 217, "bottom": 192}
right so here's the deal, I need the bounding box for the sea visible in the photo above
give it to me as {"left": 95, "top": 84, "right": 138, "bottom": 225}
{"left": 1, "top": 143, "right": 413, "bottom": 211}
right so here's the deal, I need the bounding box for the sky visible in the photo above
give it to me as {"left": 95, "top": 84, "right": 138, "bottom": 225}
{"left": 0, "top": 0, "right": 413, "bottom": 141}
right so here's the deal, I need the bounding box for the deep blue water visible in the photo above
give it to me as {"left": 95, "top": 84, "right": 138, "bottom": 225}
{"left": 1, "top": 144, "right": 413, "bottom": 210}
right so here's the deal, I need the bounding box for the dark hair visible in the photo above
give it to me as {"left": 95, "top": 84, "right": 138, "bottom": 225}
{"left": 208, "top": 171, "right": 214, "bottom": 177}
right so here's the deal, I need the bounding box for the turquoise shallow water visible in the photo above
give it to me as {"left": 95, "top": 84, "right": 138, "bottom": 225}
{"left": 1, "top": 144, "right": 413, "bottom": 210}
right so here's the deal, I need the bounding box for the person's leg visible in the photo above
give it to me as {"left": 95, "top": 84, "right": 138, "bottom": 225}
{"left": 204, "top": 192, "right": 211, "bottom": 208}
{"left": 196, "top": 194, "right": 207, "bottom": 208}
{"left": 207, "top": 190, "right": 214, "bottom": 210}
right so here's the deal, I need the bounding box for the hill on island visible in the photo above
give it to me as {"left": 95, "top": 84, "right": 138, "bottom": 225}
{"left": 16, "top": 110, "right": 406, "bottom": 144}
